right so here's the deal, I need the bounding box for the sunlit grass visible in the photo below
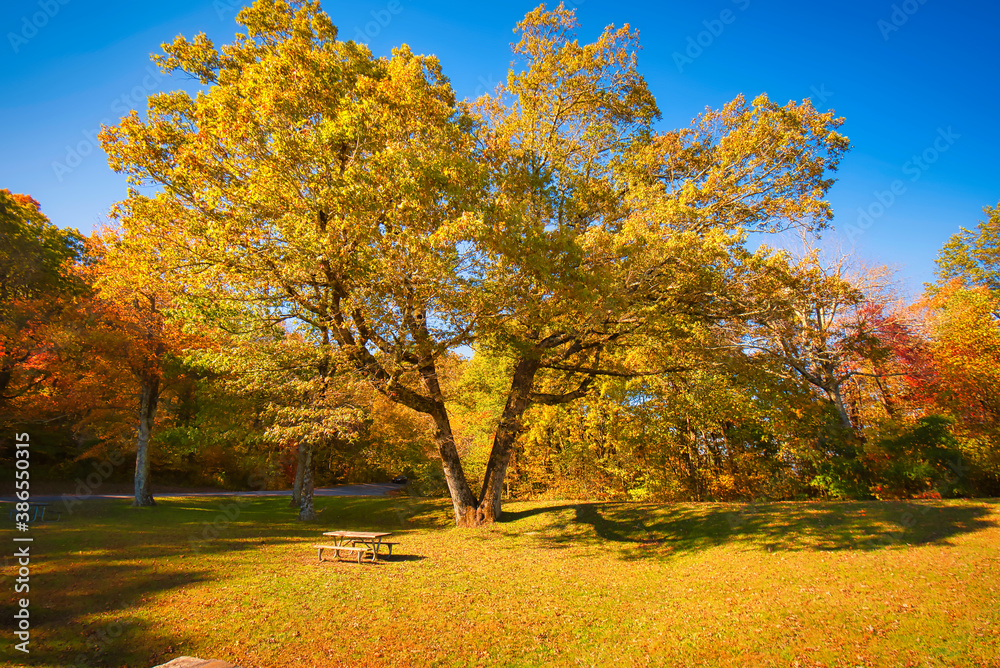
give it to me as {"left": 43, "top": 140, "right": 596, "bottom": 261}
{"left": 2, "top": 496, "right": 999, "bottom": 667}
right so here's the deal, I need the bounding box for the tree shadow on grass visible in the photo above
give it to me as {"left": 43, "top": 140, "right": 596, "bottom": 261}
{"left": 0, "top": 493, "right": 471, "bottom": 666}
{"left": 498, "top": 499, "right": 999, "bottom": 558}
{"left": 317, "top": 495, "right": 453, "bottom": 530}
{"left": 0, "top": 558, "right": 212, "bottom": 668}
{"left": 312, "top": 554, "right": 427, "bottom": 567}
{"left": 380, "top": 554, "right": 426, "bottom": 563}
{"left": 1, "top": 495, "right": 436, "bottom": 667}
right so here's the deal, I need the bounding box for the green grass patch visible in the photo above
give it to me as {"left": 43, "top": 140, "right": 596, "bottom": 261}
{"left": 3, "top": 496, "right": 999, "bottom": 667}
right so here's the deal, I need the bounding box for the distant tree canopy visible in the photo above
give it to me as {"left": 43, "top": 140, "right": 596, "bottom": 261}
{"left": 0, "top": 189, "right": 84, "bottom": 304}
{"left": 0, "top": 189, "right": 84, "bottom": 412}
{"left": 936, "top": 201, "right": 1000, "bottom": 292}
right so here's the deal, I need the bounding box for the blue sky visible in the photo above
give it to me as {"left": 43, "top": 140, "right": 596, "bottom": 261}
{"left": 2, "top": 0, "right": 997, "bottom": 297}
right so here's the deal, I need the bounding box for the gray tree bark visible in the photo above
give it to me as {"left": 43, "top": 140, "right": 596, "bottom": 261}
{"left": 829, "top": 386, "right": 855, "bottom": 433}
{"left": 290, "top": 442, "right": 306, "bottom": 507}
{"left": 427, "top": 404, "right": 479, "bottom": 526}
{"left": 133, "top": 374, "right": 159, "bottom": 507}
{"left": 298, "top": 443, "right": 316, "bottom": 521}
{"left": 474, "top": 357, "right": 541, "bottom": 525}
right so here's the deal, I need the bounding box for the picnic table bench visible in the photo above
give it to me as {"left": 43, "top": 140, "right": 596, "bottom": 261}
{"left": 8, "top": 503, "right": 59, "bottom": 522}
{"left": 313, "top": 544, "right": 371, "bottom": 563}
{"left": 315, "top": 531, "right": 397, "bottom": 563}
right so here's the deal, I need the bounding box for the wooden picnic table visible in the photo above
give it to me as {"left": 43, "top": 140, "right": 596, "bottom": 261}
{"left": 315, "top": 531, "right": 396, "bottom": 563}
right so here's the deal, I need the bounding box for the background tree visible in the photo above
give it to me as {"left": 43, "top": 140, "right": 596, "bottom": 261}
{"left": 185, "top": 326, "right": 364, "bottom": 519}
{"left": 735, "top": 250, "right": 900, "bottom": 434}
{"left": 920, "top": 283, "right": 1000, "bottom": 478}
{"left": 0, "top": 189, "right": 84, "bottom": 416}
{"left": 86, "top": 231, "right": 204, "bottom": 506}
{"left": 913, "top": 202, "right": 1000, "bottom": 491}
{"left": 935, "top": 201, "right": 1000, "bottom": 292}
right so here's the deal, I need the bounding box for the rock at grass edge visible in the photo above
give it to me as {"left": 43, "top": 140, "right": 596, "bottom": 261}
{"left": 153, "top": 658, "right": 239, "bottom": 668}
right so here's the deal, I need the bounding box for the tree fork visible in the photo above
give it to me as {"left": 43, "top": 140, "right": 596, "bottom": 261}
{"left": 473, "top": 356, "right": 543, "bottom": 525}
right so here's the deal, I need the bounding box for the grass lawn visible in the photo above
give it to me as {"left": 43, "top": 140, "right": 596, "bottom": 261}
{"left": 2, "top": 495, "right": 999, "bottom": 667}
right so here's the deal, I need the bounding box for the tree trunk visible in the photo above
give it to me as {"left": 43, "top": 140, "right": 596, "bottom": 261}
{"left": 290, "top": 442, "right": 306, "bottom": 507}
{"left": 133, "top": 374, "right": 159, "bottom": 507}
{"left": 683, "top": 424, "right": 703, "bottom": 502}
{"left": 829, "top": 385, "right": 854, "bottom": 433}
{"left": 298, "top": 443, "right": 316, "bottom": 521}
{"left": 427, "top": 404, "right": 480, "bottom": 526}
{"left": 0, "top": 360, "right": 13, "bottom": 406}
{"left": 473, "top": 357, "right": 541, "bottom": 526}
{"left": 414, "top": 357, "right": 479, "bottom": 526}
{"left": 873, "top": 372, "right": 897, "bottom": 418}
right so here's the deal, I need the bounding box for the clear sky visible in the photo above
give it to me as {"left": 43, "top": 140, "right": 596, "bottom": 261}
{"left": 2, "top": 0, "right": 997, "bottom": 297}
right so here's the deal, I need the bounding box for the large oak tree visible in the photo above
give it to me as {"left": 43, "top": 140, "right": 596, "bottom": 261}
{"left": 101, "top": 0, "right": 849, "bottom": 525}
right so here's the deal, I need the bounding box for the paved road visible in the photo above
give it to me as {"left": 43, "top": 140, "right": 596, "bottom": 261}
{"left": 0, "top": 483, "right": 401, "bottom": 504}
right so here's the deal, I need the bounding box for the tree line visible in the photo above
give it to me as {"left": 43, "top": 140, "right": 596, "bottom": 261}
{"left": 2, "top": 1, "right": 998, "bottom": 526}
